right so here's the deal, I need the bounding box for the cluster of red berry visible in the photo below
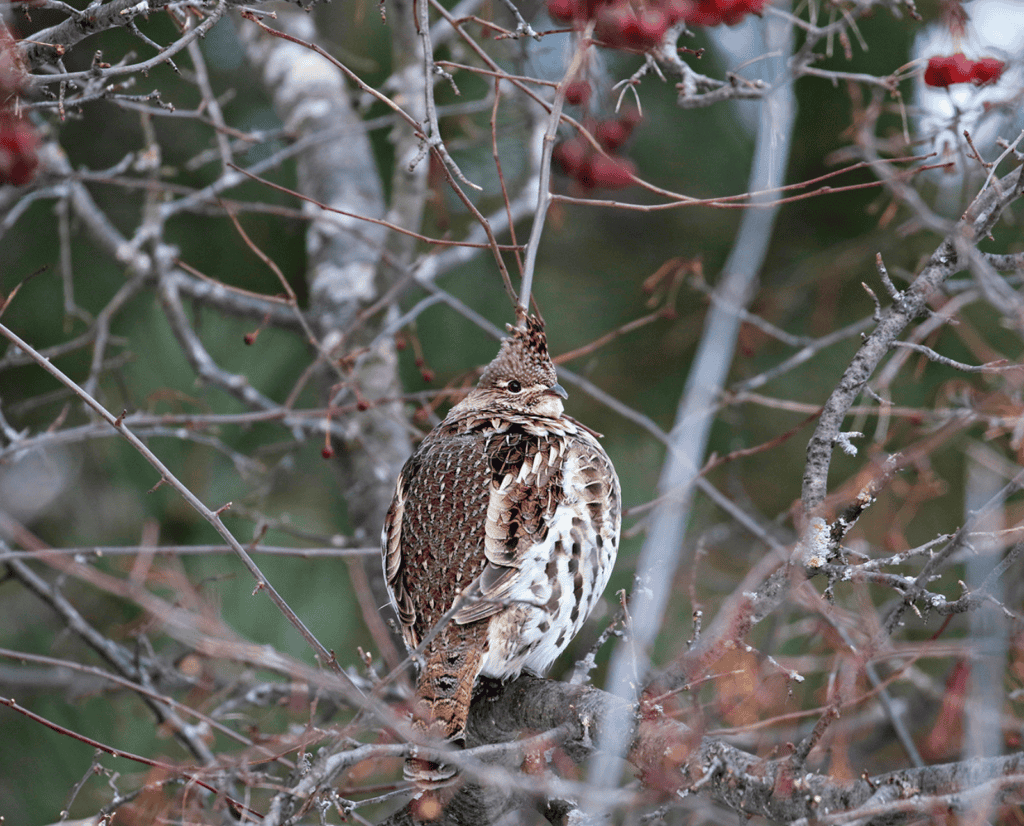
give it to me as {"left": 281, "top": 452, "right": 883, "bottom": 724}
{"left": 684, "top": 0, "right": 767, "bottom": 27}
{"left": 923, "top": 54, "right": 1004, "bottom": 88}
{"left": 547, "top": 0, "right": 766, "bottom": 51}
{"left": 0, "top": 24, "right": 39, "bottom": 187}
{"left": 553, "top": 112, "right": 641, "bottom": 190}
{"left": 547, "top": 0, "right": 766, "bottom": 191}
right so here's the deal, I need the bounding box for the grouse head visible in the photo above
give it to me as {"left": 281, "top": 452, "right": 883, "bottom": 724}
{"left": 457, "top": 315, "right": 567, "bottom": 418}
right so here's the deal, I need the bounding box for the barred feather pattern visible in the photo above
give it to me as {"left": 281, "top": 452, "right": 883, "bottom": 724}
{"left": 381, "top": 317, "right": 621, "bottom": 786}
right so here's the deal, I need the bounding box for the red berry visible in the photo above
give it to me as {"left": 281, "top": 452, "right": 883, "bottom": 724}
{"left": 596, "top": 119, "right": 631, "bottom": 151}
{"left": 924, "top": 53, "right": 982, "bottom": 87}
{"left": 971, "top": 57, "right": 1004, "bottom": 85}
{"left": 547, "top": 0, "right": 606, "bottom": 23}
{"left": 574, "top": 156, "right": 596, "bottom": 189}
{"left": 0, "top": 114, "right": 39, "bottom": 186}
{"left": 923, "top": 56, "right": 951, "bottom": 87}
{"left": 637, "top": 9, "right": 669, "bottom": 45}
{"left": 620, "top": 107, "right": 642, "bottom": 128}
{"left": 547, "top": 0, "right": 578, "bottom": 23}
{"left": 243, "top": 331, "right": 258, "bottom": 345}
{"left": 734, "top": 0, "right": 766, "bottom": 22}
{"left": 321, "top": 445, "right": 335, "bottom": 459}
{"left": 718, "top": 1, "right": 745, "bottom": 25}
{"left": 683, "top": 1, "right": 722, "bottom": 27}
{"left": 684, "top": 0, "right": 764, "bottom": 27}
{"left": 594, "top": 6, "right": 632, "bottom": 48}
{"left": 588, "top": 154, "right": 637, "bottom": 189}
{"left": 553, "top": 137, "right": 589, "bottom": 175}
{"left": 563, "top": 80, "right": 592, "bottom": 106}
{"left": 599, "top": 6, "right": 668, "bottom": 50}
{"left": 947, "top": 53, "right": 973, "bottom": 83}
{"left": 664, "top": 0, "right": 695, "bottom": 24}
{"left": 618, "top": 15, "right": 648, "bottom": 48}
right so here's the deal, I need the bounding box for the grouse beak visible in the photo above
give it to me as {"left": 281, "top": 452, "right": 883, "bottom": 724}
{"left": 547, "top": 382, "right": 568, "bottom": 399}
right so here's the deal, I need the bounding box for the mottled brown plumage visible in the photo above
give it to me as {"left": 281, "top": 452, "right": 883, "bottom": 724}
{"left": 382, "top": 316, "right": 620, "bottom": 784}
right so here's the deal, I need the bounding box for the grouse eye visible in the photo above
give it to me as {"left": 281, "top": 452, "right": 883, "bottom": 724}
{"left": 506, "top": 380, "right": 522, "bottom": 393}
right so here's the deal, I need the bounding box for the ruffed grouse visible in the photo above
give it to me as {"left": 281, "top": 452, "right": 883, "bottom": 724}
{"left": 382, "top": 315, "right": 621, "bottom": 784}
